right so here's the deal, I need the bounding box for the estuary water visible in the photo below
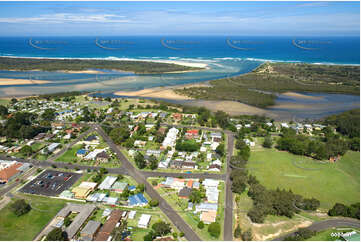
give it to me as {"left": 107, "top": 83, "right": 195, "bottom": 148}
{"left": 0, "top": 36, "right": 359, "bottom": 119}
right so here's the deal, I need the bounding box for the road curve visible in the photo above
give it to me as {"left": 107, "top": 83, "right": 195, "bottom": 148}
{"left": 273, "top": 218, "right": 360, "bottom": 241}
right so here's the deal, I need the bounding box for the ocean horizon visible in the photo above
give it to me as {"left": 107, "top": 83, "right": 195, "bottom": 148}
{"left": 0, "top": 36, "right": 359, "bottom": 65}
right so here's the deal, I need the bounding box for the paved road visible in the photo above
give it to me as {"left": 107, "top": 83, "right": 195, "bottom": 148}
{"left": 161, "top": 123, "right": 223, "bottom": 132}
{"left": 93, "top": 124, "right": 202, "bottom": 241}
{"left": 0, "top": 154, "right": 127, "bottom": 174}
{"left": 141, "top": 171, "right": 226, "bottom": 180}
{"left": 224, "top": 132, "right": 235, "bottom": 241}
{"left": 273, "top": 218, "right": 360, "bottom": 241}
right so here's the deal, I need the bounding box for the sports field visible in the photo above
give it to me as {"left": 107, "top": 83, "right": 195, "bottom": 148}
{"left": 0, "top": 195, "right": 67, "bottom": 241}
{"left": 247, "top": 150, "right": 360, "bottom": 209}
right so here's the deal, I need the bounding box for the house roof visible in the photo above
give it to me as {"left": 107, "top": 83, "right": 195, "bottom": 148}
{"left": 200, "top": 210, "right": 217, "bottom": 223}
{"left": 0, "top": 162, "right": 22, "bottom": 182}
{"left": 178, "top": 187, "right": 193, "bottom": 197}
{"left": 76, "top": 149, "right": 87, "bottom": 155}
{"left": 81, "top": 220, "right": 101, "bottom": 236}
{"left": 112, "top": 182, "right": 128, "bottom": 191}
{"left": 95, "top": 210, "right": 123, "bottom": 241}
{"left": 85, "top": 135, "right": 98, "bottom": 141}
{"left": 98, "top": 176, "right": 117, "bottom": 190}
{"left": 129, "top": 193, "right": 148, "bottom": 206}
{"left": 96, "top": 151, "right": 109, "bottom": 159}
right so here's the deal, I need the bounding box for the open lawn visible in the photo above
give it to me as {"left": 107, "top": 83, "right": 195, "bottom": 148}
{"left": 0, "top": 195, "right": 67, "bottom": 241}
{"left": 247, "top": 150, "right": 360, "bottom": 209}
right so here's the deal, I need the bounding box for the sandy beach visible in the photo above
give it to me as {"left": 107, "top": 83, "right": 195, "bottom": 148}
{"left": 0, "top": 78, "right": 50, "bottom": 85}
{"left": 113, "top": 82, "right": 279, "bottom": 118}
{"left": 114, "top": 82, "right": 211, "bottom": 100}
{"left": 59, "top": 70, "right": 105, "bottom": 74}
{"left": 282, "top": 92, "right": 324, "bottom": 100}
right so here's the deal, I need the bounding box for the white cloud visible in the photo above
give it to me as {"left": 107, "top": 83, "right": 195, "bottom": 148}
{"left": 0, "top": 13, "right": 130, "bottom": 24}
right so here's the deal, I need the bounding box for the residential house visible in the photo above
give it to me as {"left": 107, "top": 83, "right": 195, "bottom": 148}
{"left": 162, "top": 177, "right": 185, "bottom": 190}
{"left": 98, "top": 176, "right": 117, "bottom": 190}
{"left": 95, "top": 210, "right": 123, "bottom": 241}
{"left": 128, "top": 193, "right": 148, "bottom": 207}
{"left": 178, "top": 187, "right": 193, "bottom": 199}
{"left": 80, "top": 220, "right": 101, "bottom": 241}
{"left": 200, "top": 210, "right": 217, "bottom": 224}
{"left": 111, "top": 182, "right": 128, "bottom": 193}
{"left": 96, "top": 151, "right": 109, "bottom": 163}
{"left": 138, "top": 214, "right": 151, "bottom": 229}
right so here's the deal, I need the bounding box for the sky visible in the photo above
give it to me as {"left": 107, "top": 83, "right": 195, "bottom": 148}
{"left": 0, "top": 1, "right": 359, "bottom": 36}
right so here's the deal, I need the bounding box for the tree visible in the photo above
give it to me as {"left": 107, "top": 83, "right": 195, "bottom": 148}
{"left": 46, "top": 228, "right": 68, "bottom": 241}
{"left": 0, "top": 105, "right": 8, "bottom": 116}
{"left": 144, "top": 231, "right": 154, "bottom": 241}
{"left": 263, "top": 136, "right": 273, "bottom": 148}
{"left": 10, "top": 199, "right": 31, "bottom": 216}
{"left": 189, "top": 189, "right": 202, "bottom": 204}
{"left": 234, "top": 224, "right": 242, "bottom": 238}
{"left": 215, "top": 143, "right": 225, "bottom": 157}
{"left": 328, "top": 203, "right": 349, "bottom": 217}
{"left": 64, "top": 217, "right": 72, "bottom": 227}
{"left": 152, "top": 221, "right": 172, "bottom": 237}
{"left": 20, "top": 145, "right": 33, "bottom": 156}
{"left": 136, "top": 184, "right": 145, "bottom": 193}
{"left": 111, "top": 221, "right": 128, "bottom": 240}
{"left": 149, "top": 199, "right": 159, "bottom": 207}
{"left": 197, "top": 221, "right": 205, "bottom": 229}
{"left": 241, "top": 229, "right": 253, "bottom": 241}
{"left": 41, "top": 108, "right": 56, "bottom": 121}
{"left": 208, "top": 222, "right": 221, "bottom": 238}
{"left": 148, "top": 155, "right": 158, "bottom": 170}
{"left": 109, "top": 127, "right": 130, "bottom": 144}
{"left": 135, "top": 152, "right": 146, "bottom": 169}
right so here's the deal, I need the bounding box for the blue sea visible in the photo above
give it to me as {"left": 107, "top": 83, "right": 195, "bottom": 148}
{"left": 0, "top": 36, "right": 359, "bottom": 120}
{"left": 0, "top": 36, "right": 359, "bottom": 64}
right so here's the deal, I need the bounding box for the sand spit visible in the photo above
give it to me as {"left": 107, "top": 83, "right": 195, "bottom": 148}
{"left": 282, "top": 92, "right": 324, "bottom": 100}
{"left": 0, "top": 78, "right": 50, "bottom": 85}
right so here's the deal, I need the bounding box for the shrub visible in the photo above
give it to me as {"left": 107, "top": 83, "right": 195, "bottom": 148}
{"left": 10, "top": 199, "right": 31, "bottom": 216}
{"left": 197, "top": 221, "right": 204, "bottom": 229}
{"left": 208, "top": 222, "right": 220, "bottom": 238}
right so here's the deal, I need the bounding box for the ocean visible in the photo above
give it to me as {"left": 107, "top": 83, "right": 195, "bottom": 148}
{"left": 0, "top": 36, "right": 359, "bottom": 64}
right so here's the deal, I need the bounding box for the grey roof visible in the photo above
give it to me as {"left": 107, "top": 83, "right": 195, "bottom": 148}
{"left": 57, "top": 203, "right": 96, "bottom": 239}
{"left": 81, "top": 220, "right": 101, "bottom": 236}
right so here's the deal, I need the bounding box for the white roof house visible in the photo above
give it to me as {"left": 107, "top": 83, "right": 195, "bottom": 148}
{"left": 98, "top": 176, "right": 118, "bottom": 190}
{"left": 203, "top": 179, "right": 219, "bottom": 188}
{"left": 47, "top": 143, "right": 60, "bottom": 153}
{"left": 128, "top": 210, "right": 136, "bottom": 219}
{"left": 138, "top": 214, "right": 151, "bottom": 228}
{"left": 162, "top": 127, "right": 179, "bottom": 148}
{"left": 281, "top": 123, "right": 289, "bottom": 128}
{"left": 84, "top": 149, "right": 105, "bottom": 160}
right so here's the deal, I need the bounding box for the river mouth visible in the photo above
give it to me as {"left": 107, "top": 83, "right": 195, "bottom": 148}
{"left": 0, "top": 57, "right": 359, "bottom": 121}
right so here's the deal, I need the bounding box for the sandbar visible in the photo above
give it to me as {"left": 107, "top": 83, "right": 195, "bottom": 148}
{"left": 0, "top": 78, "right": 50, "bottom": 85}
{"left": 282, "top": 92, "right": 324, "bottom": 100}
{"left": 114, "top": 82, "right": 211, "bottom": 100}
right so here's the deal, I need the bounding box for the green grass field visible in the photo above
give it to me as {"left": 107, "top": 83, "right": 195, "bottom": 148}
{"left": 247, "top": 150, "right": 360, "bottom": 209}
{"left": 0, "top": 195, "right": 67, "bottom": 241}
